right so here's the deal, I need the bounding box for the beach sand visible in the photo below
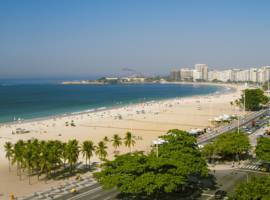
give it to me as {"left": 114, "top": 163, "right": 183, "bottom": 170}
{"left": 0, "top": 83, "right": 244, "bottom": 199}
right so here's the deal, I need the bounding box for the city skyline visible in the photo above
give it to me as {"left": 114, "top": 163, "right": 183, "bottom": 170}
{"left": 170, "top": 64, "right": 270, "bottom": 83}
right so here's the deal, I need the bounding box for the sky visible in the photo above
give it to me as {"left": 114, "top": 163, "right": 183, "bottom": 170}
{"left": 1, "top": 0, "right": 270, "bottom": 79}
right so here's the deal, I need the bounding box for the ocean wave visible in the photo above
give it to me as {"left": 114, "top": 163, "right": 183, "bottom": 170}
{"left": 97, "top": 107, "right": 107, "bottom": 111}
{"left": 71, "top": 109, "right": 96, "bottom": 115}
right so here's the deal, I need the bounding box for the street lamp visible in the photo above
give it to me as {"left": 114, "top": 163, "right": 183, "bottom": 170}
{"left": 152, "top": 138, "right": 166, "bottom": 158}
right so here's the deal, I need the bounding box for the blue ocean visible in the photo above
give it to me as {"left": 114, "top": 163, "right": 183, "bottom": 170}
{"left": 0, "top": 81, "right": 224, "bottom": 123}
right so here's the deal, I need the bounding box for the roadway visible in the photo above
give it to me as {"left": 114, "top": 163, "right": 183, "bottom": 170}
{"left": 55, "top": 183, "right": 119, "bottom": 200}
{"left": 198, "top": 108, "right": 269, "bottom": 145}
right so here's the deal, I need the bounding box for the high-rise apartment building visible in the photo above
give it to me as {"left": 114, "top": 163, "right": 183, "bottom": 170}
{"left": 219, "top": 70, "right": 233, "bottom": 82}
{"left": 235, "top": 69, "right": 250, "bottom": 82}
{"left": 171, "top": 64, "right": 270, "bottom": 83}
{"left": 180, "top": 68, "right": 193, "bottom": 81}
{"left": 193, "top": 70, "right": 201, "bottom": 81}
{"left": 170, "top": 70, "right": 181, "bottom": 81}
{"left": 249, "top": 68, "right": 258, "bottom": 82}
{"left": 195, "top": 64, "right": 208, "bottom": 81}
{"left": 259, "top": 66, "right": 270, "bottom": 83}
{"left": 208, "top": 70, "right": 220, "bottom": 81}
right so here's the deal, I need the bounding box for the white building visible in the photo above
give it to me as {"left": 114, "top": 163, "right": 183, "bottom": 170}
{"left": 257, "top": 69, "right": 265, "bottom": 83}
{"left": 208, "top": 70, "right": 219, "bottom": 81}
{"left": 193, "top": 70, "right": 201, "bottom": 81}
{"left": 249, "top": 68, "right": 258, "bottom": 83}
{"left": 258, "top": 66, "right": 270, "bottom": 83}
{"left": 218, "top": 70, "right": 233, "bottom": 82}
{"left": 235, "top": 69, "right": 250, "bottom": 82}
{"left": 171, "top": 65, "right": 270, "bottom": 83}
{"left": 195, "top": 64, "right": 208, "bottom": 81}
{"left": 179, "top": 68, "right": 193, "bottom": 81}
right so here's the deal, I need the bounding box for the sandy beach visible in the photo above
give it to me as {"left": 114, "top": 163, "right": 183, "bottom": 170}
{"left": 0, "top": 83, "right": 244, "bottom": 199}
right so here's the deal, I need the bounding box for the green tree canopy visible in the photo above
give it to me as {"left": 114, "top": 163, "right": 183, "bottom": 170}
{"left": 202, "top": 131, "right": 251, "bottom": 161}
{"left": 94, "top": 129, "right": 208, "bottom": 198}
{"left": 262, "top": 81, "right": 270, "bottom": 91}
{"left": 230, "top": 176, "right": 270, "bottom": 200}
{"left": 255, "top": 137, "right": 270, "bottom": 162}
{"left": 239, "top": 88, "right": 269, "bottom": 111}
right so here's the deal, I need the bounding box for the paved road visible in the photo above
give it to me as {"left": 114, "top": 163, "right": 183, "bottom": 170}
{"left": 249, "top": 126, "right": 267, "bottom": 147}
{"left": 198, "top": 109, "right": 269, "bottom": 145}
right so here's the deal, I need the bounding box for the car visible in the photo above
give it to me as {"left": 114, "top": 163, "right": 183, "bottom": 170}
{"left": 214, "top": 190, "right": 227, "bottom": 199}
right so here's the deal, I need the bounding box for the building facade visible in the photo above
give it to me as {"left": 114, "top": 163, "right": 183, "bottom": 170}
{"left": 171, "top": 65, "right": 270, "bottom": 83}
{"left": 195, "top": 64, "right": 208, "bottom": 81}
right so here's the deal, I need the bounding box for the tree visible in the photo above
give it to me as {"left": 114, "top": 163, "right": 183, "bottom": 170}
{"left": 202, "top": 131, "right": 250, "bottom": 161}
{"left": 39, "top": 141, "right": 52, "bottom": 180}
{"left": 31, "top": 139, "right": 42, "bottom": 180}
{"left": 238, "top": 89, "right": 269, "bottom": 111}
{"left": 94, "top": 129, "right": 208, "bottom": 198}
{"left": 61, "top": 142, "right": 68, "bottom": 168}
{"left": 111, "top": 134, "right": 122, "bottom": 153}
{"left": 230, "top": 176, "right": 270, "bottom": 200}
{"left": 4, "top": 142, "right": 13, "bottom": 172}
{"left": 124, "top": 132, "right": 136, "bottom": 152}
{"left": 23, "top": 140, "right": 34, "bottom": 184}
{"left": 255, "top": 137, "right": 270, "bottom": 162}
{"left": 95, "top": 141, "right": 108, "bottom": 162}
{"left": 66, "top": 140, "right": 80, "bottom": 173}
{"left": 262, "top": 81, "right": 270, "bottom": 91}
{"left": 12, "top": 140, "right": 25, "bottom": 180}
{"left": 103, "top": 136, "right": 109, "bottom": 143}
{"left": 201, "top": 142, "right": 216, "bottom": 162}
{"left": 81, "top": 140, "right": 95, "bottom": 168}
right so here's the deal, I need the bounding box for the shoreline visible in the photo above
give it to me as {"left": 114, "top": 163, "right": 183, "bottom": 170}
{"left": 0, "top": 82, "right": 243, "bottom": 198}
{"left": 0, "top": 82, "right": 233, "bottom": 127}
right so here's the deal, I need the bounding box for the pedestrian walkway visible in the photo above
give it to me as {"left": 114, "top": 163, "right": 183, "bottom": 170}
{"left": 18, "top": 174, "right": 96, "bottom": 200}
{"left": 239, "top": 163, "right": 261, "bottom": 171}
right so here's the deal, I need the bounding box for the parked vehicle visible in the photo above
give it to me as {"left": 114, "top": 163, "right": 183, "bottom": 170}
{"left": 214, "top": 190, "right": 227, "bottom": 199}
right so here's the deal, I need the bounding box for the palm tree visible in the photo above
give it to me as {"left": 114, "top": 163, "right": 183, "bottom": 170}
{"left": 35, "top": 140, "right": 45, "bottom": 180}
{"left": 103, "top": 136, "right": 109, "bottom": 143}
{"left": 62, "top": 142, "right": 68, "bottom": 168}
{"left": 111, "top": 134, "right": 122, "bottom": 153}
{"left": 124, "top": 132, "right": 136, "bottom": 152}
{"left": 81, "top": 140, "right": 95, "bottom": 168}
{"left": 40, "top": 141, "right": 52, "bottom": 181}
{"left": 12, "top": 140, "right": 25, "bottom": 180}
{"left": 66, "top": 140, "right": 80, "bottom": 174}
{"left": 23, "top": 140, "right": 34, "bottom": 184}
{"left": 4, "top": 142, "right": 13, "bottom": 172}
{"left": 95, "top": 141, "right": 108, "bottom": 162}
